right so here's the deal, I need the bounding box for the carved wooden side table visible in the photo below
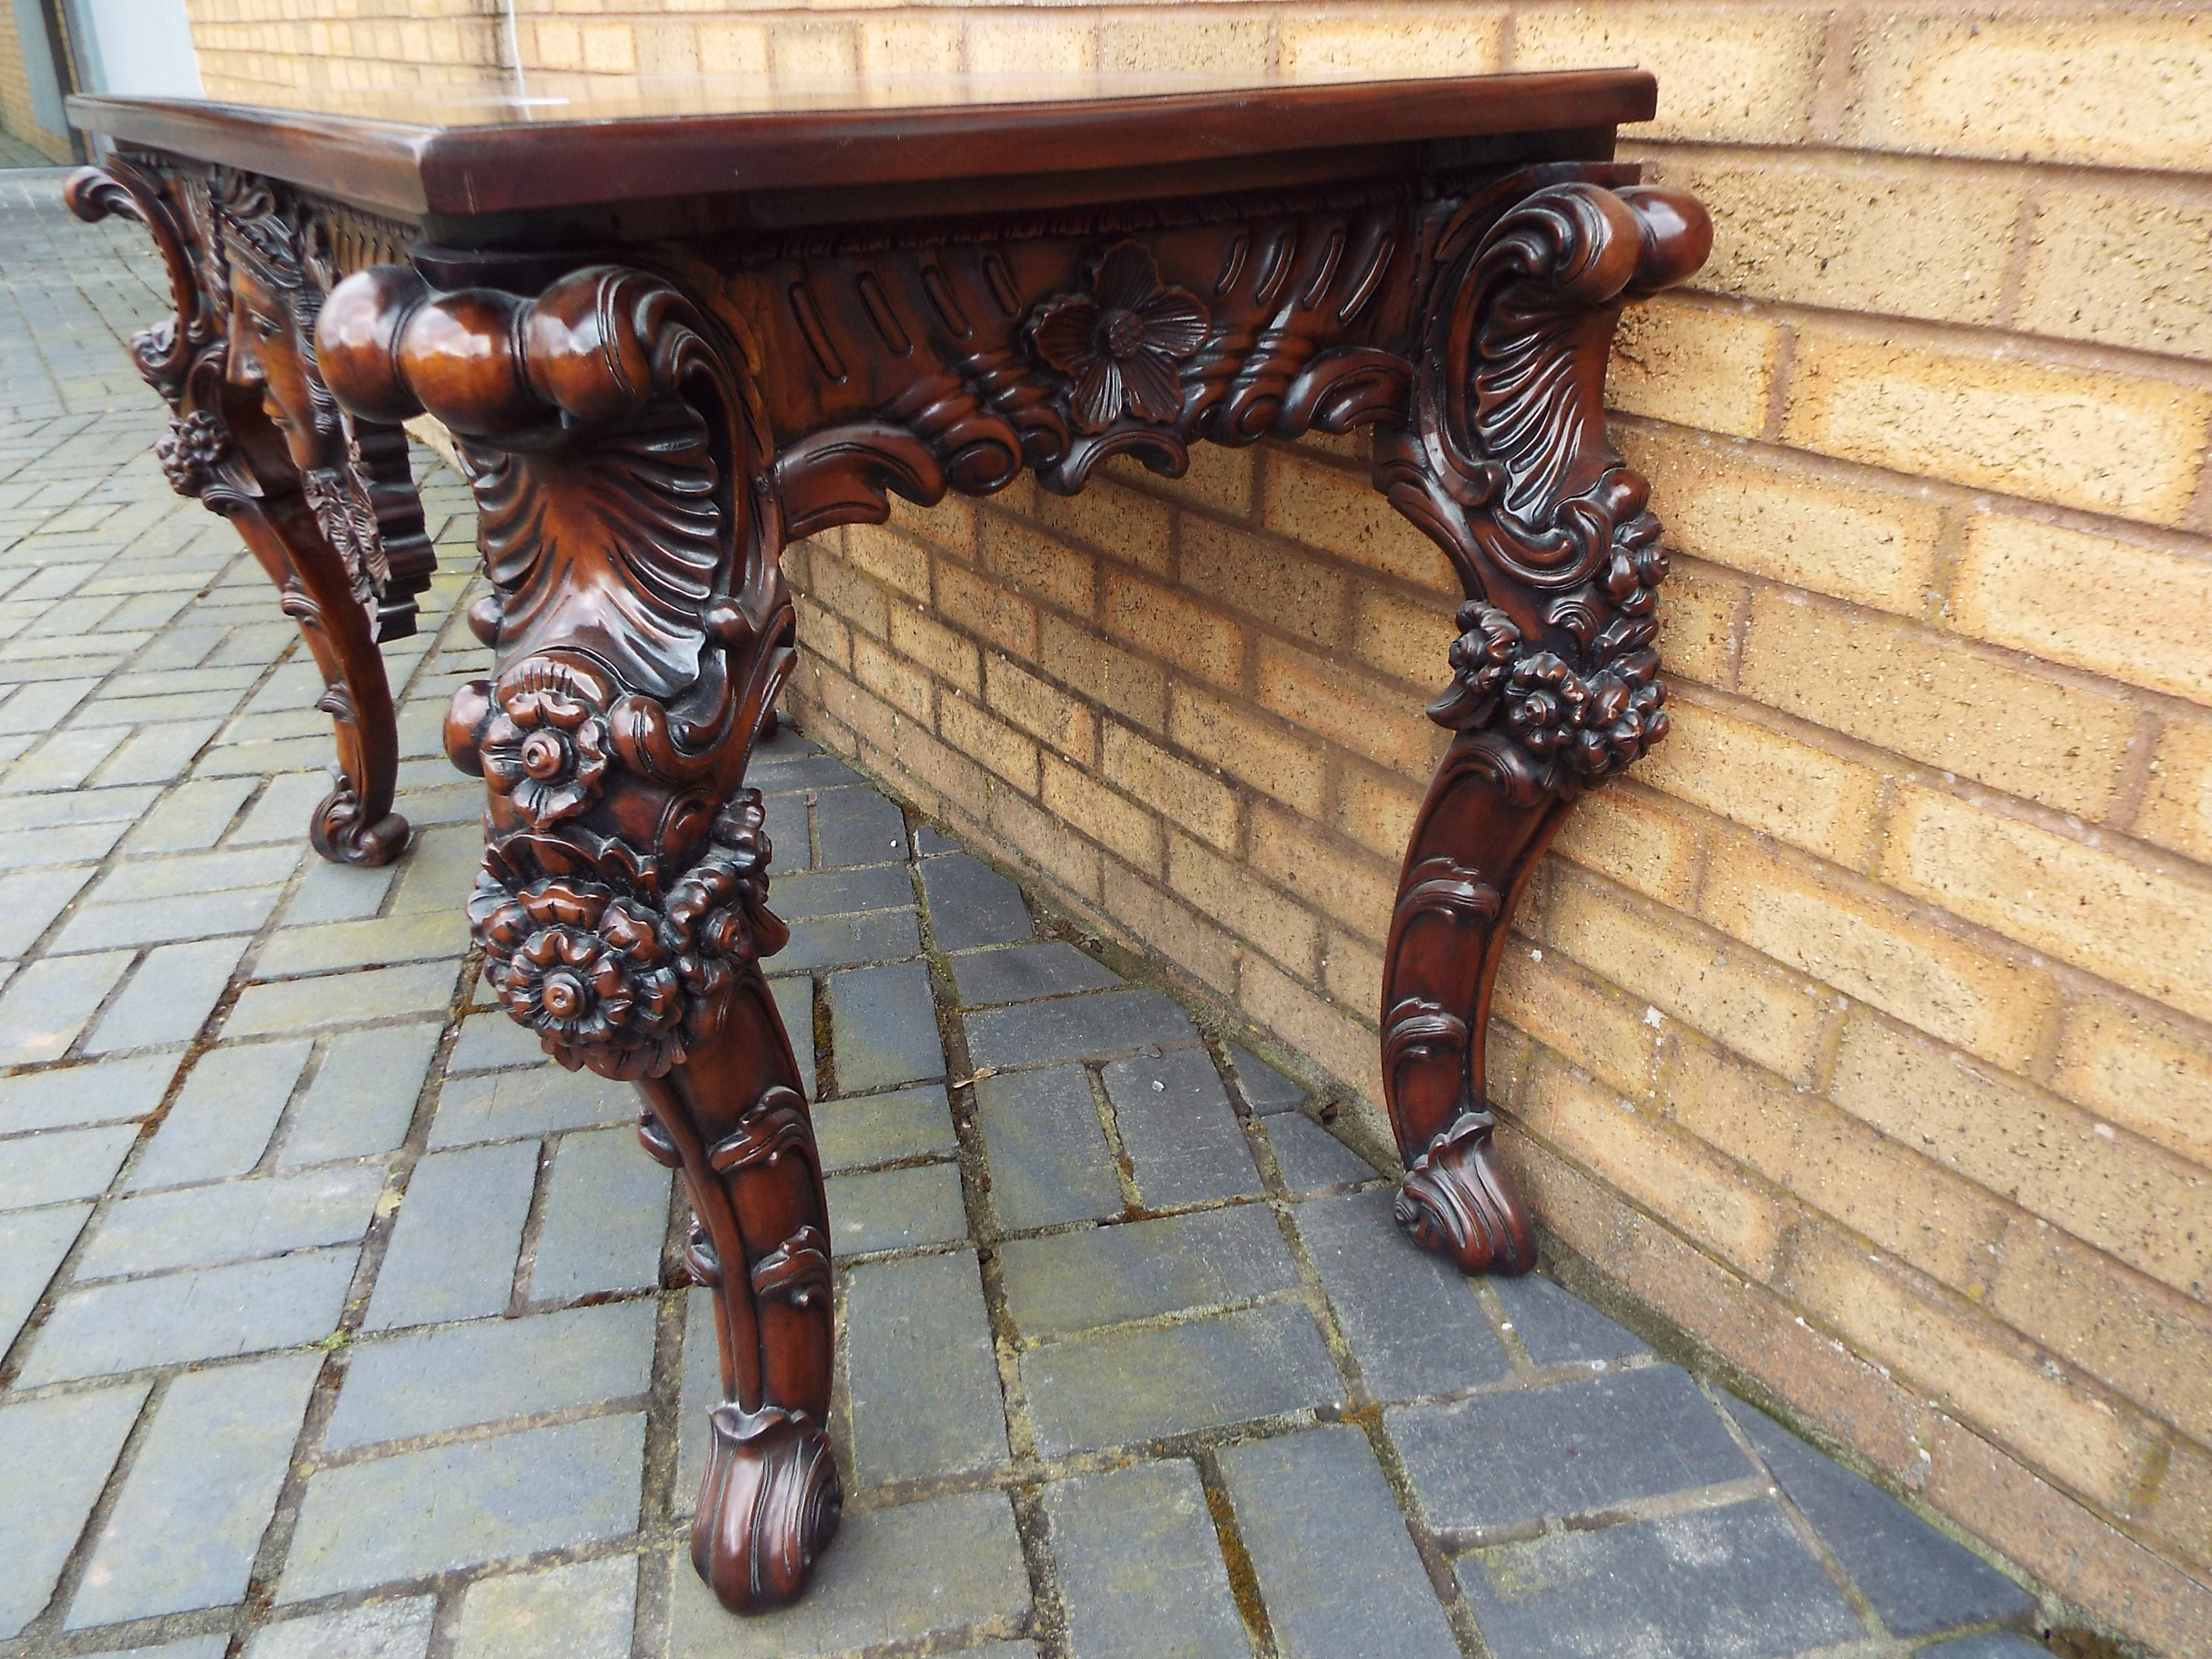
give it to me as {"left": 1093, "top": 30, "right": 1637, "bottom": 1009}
{"left": 64, "top": 70, "right": 1708, "bottom": 1616}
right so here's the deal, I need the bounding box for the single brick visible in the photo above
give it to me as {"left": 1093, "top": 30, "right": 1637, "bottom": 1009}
{"left": 965, "top": 987, "right": 1197, "bottom": 1071}
{"left": 663, "top": 1488, "right": 1027, "bottom": 1658}
{"left": 777, "top": 907, "right": 922, "bottom": 973}
{"left": 823, "top": 1161, "right": 968, "bottom": 1255}
{"left": 18, "top": 1248, "right": 354, "bottom": 1386}
{"left": 0, "top": 1381, "right": 148, "bottom": 1637}
{"left": 0, "top": 1202, "right": 87, "bottom": 1353}
{"left": 1024, "top": 1300, "right": 1343, "bottom": 1455}
{"left": 256, "top": 908, "right": 470, "bottom": 980}
{"left": 762, "top": 790, "right": 810, "bottom": 872}
{"left": 0, "top": 1119, "right": 140, "bottom": 1208}
{"left": 78, "top": 1165, "right": 384, "bottom": 1280}
{"left": 429, "top": 1062, "right": 635, "bottom": 1150}
{"left": 1046, "top": 1461, "right": 1249, "bottom": 1659}
{"left": 998, "top": 1204, "right": 1297, "bottom": 1341}
{"left": 452, "top": 1555, "right": 636, "bottom": 1659}
{"left": 920, "top": 852, "right": 1033, "bottom": 951}
{"left": 278, "top": 855, "right": 395, "bottom": 926}
{"left": 949, "top": 941, "right": 1120, "bottom": 1007}
{"left": 52, "top": 885, "right": 283, "bottom": 954}
{"left": 1265, "top": 1113, "right": 1378, "bottom": 1191}
{"left": 1456, "top": 1500, "right": 1862, "bottom": 1659}
{"left": 0, "top": 1049, "right": 177, "bottom": 1134}
{"left": 674, "top": 1289, "right": 718, "bottom": 1508}
{"left": 279, "top": 1021, "right": 440, "bottom": 1165}
{"left": 0, "top": 863, "right": 94, "bottom": 956}
{"left": 845, "top": 1248, "right": 1008, "bottom": 1486}
{"left": 754, "top": 754, "right": 859, "bottom": 794}
{"left": 447, "top": 1011, "right": 548, "bottom": 1075}
{"left": 224, "top": 960, "right": 461, "bottom": 1038}
{"left": 245, "top": 1599, "right": 434, "bottom": 1659}
{"left": 365, "top": 1141, "right": 538, "bottom": 1330}
{"left": 1490, "top": 1274, "right": 1649, "bottom": 1368}
{"left": 972, "top": 1065, "right": 1122, "bottom": 1230}
{"left": 280, "top": 1413, "right": 644, "bottom": 1601}
{"left": 0, "top": 949, "right": 134, "bottom": 1065}
{"left": 127, "top": 1039, "right": 309, "bottom": 1190}
{"left": 1101, "top": 1047, "right": 1261, "bottom": 1208}
{"left": 813, "top": 785, "right": 908, "bottom": 868}
{"left": 68, "top": 1351, "right": 323, "bottom": 1628}
{"left": 775, "top": 861, "right": 912, "bottom": 920}
{"left": 811, "top": 1082, "right": 956, "bottom": 1172}
{"left": 1390, "top": 1366, "right": 1750, "bottom": 1533}
{"left": 1295, "top": 1190, "right": 1509, "bottom": 1400}
{"left": 83, "top": 937, "right": 245, "bottom": 1055}
{"left": 327, "top": 1300, "right": 657, "bottom": 1450}
{"left": 528, "top": 1127, "right": 671, "bottom": 1303}
{"left": 1219, "top": 1425, "right": 1460, "bottom": 1659}
{"left": 1225, "top": 1043, "right": 1306, "bottom": 1115}
{"left": 828, "top": 960, "right": 944, "bottom": 1094}
{"left": 1727, "top": 1401, "right": 2030, "bottom": 1636}
{"left": 1919, "top": 1637, "right": 2051, "bottom": 1659}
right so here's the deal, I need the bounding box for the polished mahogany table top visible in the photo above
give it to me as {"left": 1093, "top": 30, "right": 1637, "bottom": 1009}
{"left": 69, "top": 68, "right": 1656, "bottom": 220}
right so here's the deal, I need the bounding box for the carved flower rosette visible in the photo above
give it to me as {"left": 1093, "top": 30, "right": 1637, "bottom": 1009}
{"left": 1027, "top": 241, "right": 1210, "bottom": 432}
{"left": 480, "top": 683, "right": 614, "bottom": 829}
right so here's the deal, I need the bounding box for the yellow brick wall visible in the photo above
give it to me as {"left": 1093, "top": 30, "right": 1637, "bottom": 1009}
{"left": 0, "top": 0, "right": 73, "bottom": 161}
{"left": 181, "top": 4, "right": 2212, "bottom": 1649}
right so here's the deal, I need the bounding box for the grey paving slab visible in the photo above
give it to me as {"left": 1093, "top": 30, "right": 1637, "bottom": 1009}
{"left": 1455, "top": 1500, "right": 1864, "bottom": 1659}
{"left": 68, "top": 1351, "right": 323, "bottom": 1627}
{"left": 245, "top": 1597, "right": 436, "bottom": 1659}
{"left": 664, "top": 1488, "right": 1027, "bottom": 1659}
{"left": 1227, "top": 1042, "right": 1307, "bottom": 1115}
{"left": 1264, "top": 1111, "right": 1380, "bottom": 1191}
{"left": 83, "top": 935, "right": 247, "bottom": 1054}
{"left": 1220, "top": 1425, "right": 1460, "bottom": 1659}
{"left": 674, "top": 1289, "right": 718, "bottom": 1508}
{"left": 0, "top": 1119, "right": 140, "bottom": 1210}
{"left": 1046, "top": 1460, "right": 1249, "bottom": 1659}
{"left": 0, "top": 947, "right": 134, "bottom": 1063}
{"left": 776, "top": 905, "right": 922, "bottom": 973}
{"left": 78, "top": 1166, "right": 385, "bottom": 1279}
{"left": 754, "top": 753, "right": 855, "bottom": 793}
{"left": 52, "top": 884, "right": 282, "bottom": 952}
{"left": 1102, "top": 1046, "right": 1262, "bottom": 1208}
{"left": 256, "top": 908, "right": 470, "bottom": 979}
{"left": 1024, "top": 1300, "right": 1344, "bottom": 1456}
{"left": 998, "top": 1204, "right": 1297, "bottom": 1341}
{"left": 0, "top": 863, "right": 94, "bottom": 956}
{"left": 964, "top": 987, "right": 1197, "bottom": 1071}
{"left": 94, "top": 845, "right": 300, "bottom": 903}
{"left": 823, "top": 1161, "right": 970, "bottom": 1255}
{"left": 920, "top": 852, "right": 1034, "bottom": 951}
{"left": 0, "top": 1201, "right": 88, "bottom": 1353}
{"left": 224, "top": 959, "right": 461, "bottom": 1036}
{"left": 813, "top": 785, "right": 909, "bottom": 867}
{"left": 281, "top": 853, "right": 396, "bottom": 924}
{"left": 18, "top": 1247, "right": 356, "bottom": 1385}
{"left": 811, "top": 1082, "right": 956, "bottom": 1172}
{"left": 127, "top": 1038, "right": 309, "bottom": 1190}
{"left": 0, "top": 1381, "right": 148, "bottom": 1637}
{"left": 429, "top": 1063, "right": 636, "bottom": 1149}
{"left": 1390, "top": 1365, "right": 1751, "bottom": 1534}
{"left": 281, "top": 1413, "right": 645, "bottom": 1601}
{"left": 453, "top": 1555, "right": 637, "bottom": 1659}
{"left": 0, "top": 817, "right": 127, "bottom": 871}
{"left": 103, "top": 1637, "right": 230, "bottom": 1659}
{"left": 1727, "top": 1401, "right": 2032, "bottom": 1637}
{"left": 0, "top": 1048, "right": 177, "bottom": 1134}
{"left": 278, "top": 1021, "right": 441, "bottom": 1164}
{"left": 327, "top": 1300, "right": 657, "bottom": 1450}
{"left": 1294, "top": 1189, "right": 1509, "bottom": 1401}
{"left": 1920, "top": 1636, "right": 2051, "bottom": 1658}
{"left": 365, "top": 1141, "right": 538, "bottom": 1329}
{"left": 761, "top": 790, "right": 809, "bottom": 873}
{"left": 828, "top": 959, "right": 944, "bottom": 1094}
{"left": 775, "top": 861, "right": 913, "bottom": 920}
{"left": 846, "top": 1248, "right": 1008, "bottom": 1486}
{"left": 768, "top": 974, "right": 817, "bottom": 1100}
{"left": 972, "top": 1064, "right": 1122, "bottom": 1231}
{"left": 1492, "top": 1271, "right": 1650, "bottom": 1368}
{"left": 447, "top": 1010, "right": 552, "bottom": 1074}
{"left": 529, "top": 1126, "right": 672, "bottom": 1303}
{"left": 947, "top": 939, "right": 1124, "bottom": 1006}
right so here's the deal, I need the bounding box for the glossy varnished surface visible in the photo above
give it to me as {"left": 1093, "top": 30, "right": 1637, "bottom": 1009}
{"left": 68, "top": 69, "right": 1654, "bottom": 220}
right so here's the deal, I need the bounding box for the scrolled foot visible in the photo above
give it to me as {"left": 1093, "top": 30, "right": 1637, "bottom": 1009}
{"left": 1393, "top": 1111, "right": 1536, "bottom": 1276}
{"left": 692, "top": 1403, "right": 842, "bottom": 1613}
{"left": 308, "top": 784, "right": 410, "bottom": 867}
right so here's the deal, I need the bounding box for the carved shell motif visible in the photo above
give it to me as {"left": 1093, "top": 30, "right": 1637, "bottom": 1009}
{"left": 1027, "top": 242, "right": 1210, "bottom": 432}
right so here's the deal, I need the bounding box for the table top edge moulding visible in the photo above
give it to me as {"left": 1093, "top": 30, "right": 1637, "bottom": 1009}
{"left": 68, "top": 70, "right": 1657, "bottom": 218}
{"left": 62, "top": 67, "right": 1709, "bottom": 1624}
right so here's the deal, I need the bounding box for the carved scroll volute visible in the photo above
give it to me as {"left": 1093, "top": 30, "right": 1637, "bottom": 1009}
{"left": 320, "top": 262, "right": 838, "bottom": 1613}
{"left": 1376, "top": 182, "right": 1710, "bottom": 1277}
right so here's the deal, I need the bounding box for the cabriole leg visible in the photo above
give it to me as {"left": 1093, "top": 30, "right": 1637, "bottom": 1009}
{"left": 1374, "top": 180, "right": 1713, "bottom": 1276}
{"left": 319, "top": 260, "right": 841, "bottom": 1611}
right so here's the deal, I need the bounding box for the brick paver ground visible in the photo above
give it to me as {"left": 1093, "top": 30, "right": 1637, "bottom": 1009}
{"left": 0, "top": 169, "right": 2053, "bottom": 1659}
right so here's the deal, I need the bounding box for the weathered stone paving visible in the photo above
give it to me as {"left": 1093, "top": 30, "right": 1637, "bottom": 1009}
{"left": 0, "top": 167, "right": 2052, "bottom": 1659}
